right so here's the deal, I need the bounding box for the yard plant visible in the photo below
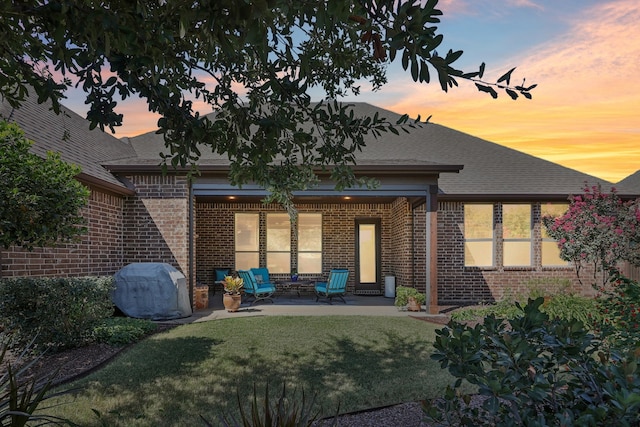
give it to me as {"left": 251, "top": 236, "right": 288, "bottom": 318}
{"left": 427, "top": 293, "right": 640, "bottom": 426}
{"left": 44, "top": 316, "right": 453, "bottom": 426}
{"left": 0, "top": 276, "right": 115, "bottom": 350}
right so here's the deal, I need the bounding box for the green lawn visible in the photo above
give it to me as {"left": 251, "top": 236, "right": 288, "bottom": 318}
{"left": 47, "top": 316, "right": 457, "bottom": 426}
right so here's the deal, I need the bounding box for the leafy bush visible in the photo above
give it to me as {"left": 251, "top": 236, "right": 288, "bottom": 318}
{"left": 394, "top": 286, "right": 426, "bottom": 307}
{"left": 595, "top": 271, "right": 640, "bottom": 356}
{"left": 450, "top": 298, "right": 522, "bottom": 322}
{"left": 92, "top": 317, "right": 158, "bottom": 346}
{"left": 451, "top": 286, "right": 596, "bottom": 325}
{"left": 426, "top": 298, "right": 640, "bottom": 426}
{"left": 541, "top": 293, "right": 599, "bottom": 325}
{"left": 0, "top": 276, "right": 114, "bottom": 350}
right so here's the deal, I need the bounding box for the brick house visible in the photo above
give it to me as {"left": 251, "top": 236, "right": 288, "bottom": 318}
{"left": 1, "top": 96, "right": 621, "bottom": 311}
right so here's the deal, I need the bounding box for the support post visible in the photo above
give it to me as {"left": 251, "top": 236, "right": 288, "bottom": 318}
{"left": 425, "top": 185, "right": 439, "bottom": 314}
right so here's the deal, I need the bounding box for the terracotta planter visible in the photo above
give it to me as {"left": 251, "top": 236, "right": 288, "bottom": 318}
{"left": 223, "top": 293, "right": 242, "bottom": 312}
{"left": 407, "top": 296, "right": 422, "bottom": 312}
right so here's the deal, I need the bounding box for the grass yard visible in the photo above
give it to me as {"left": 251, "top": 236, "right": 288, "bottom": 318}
{"left": 45, "top": 316, "right": 458, "bottom": 426}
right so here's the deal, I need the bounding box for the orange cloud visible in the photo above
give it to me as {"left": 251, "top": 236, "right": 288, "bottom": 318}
{"left": 385, "top": 0, "right": 640, "bottom": 183}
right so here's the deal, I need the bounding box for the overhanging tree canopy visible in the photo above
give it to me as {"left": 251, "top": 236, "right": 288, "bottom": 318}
{"left": 0, "top": 0, "right": 535, "bottom": 210}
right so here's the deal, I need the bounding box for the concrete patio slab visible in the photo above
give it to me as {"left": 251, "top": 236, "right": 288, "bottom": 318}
{"left": 164, "top": 292, "right": 451, "bottom": 324}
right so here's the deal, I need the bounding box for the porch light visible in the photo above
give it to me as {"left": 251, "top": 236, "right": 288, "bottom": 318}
{"left": 228, "top": 196, "right": 236, "bottom": 200}
{"left": 343, "top": 196, "right": 352, "bottom": 200}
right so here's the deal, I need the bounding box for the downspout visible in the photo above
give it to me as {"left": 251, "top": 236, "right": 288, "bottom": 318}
{"left": 188, "top": 183, "right": 195, "bottom": 308}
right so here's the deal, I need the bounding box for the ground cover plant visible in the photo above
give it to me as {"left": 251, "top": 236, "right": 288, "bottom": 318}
{"left": 44, "top": 316, "right": 455, "bottom": 426}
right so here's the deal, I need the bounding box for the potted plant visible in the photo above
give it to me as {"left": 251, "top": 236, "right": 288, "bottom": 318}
{"left": 290, "top": 268, "right": 299, "bottom": 282}
{"left": 394, "top": 286, "right": 426, "bottom": 312}
{"left": 222, "top": 275, "right": 244, "bottom": 312}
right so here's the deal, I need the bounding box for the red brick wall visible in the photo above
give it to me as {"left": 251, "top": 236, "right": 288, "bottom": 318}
{"left": 1, "top": 187, "right": 124, "bottom": 277}
{"left": 195, "top": 202, "right": 402, "bottom": 293}
{"left": 436, "top": 201, "right": 594, "bottom": 305}
{"left": 122, "top": 175, "right": 190, "bottom": 278}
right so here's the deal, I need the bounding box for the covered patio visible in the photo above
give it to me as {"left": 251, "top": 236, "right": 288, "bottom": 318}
{"left": 191, "top": 162, "right": 462, "bottom": 314}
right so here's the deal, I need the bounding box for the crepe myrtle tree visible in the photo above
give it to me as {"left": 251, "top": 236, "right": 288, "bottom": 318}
{"left": 0, "top": 0, "right": 536, "bottom": 214}
{"left": 0, "top": 120, "right": 89, "bottom": 252}
{"left": 543, "top": 184, "right": 640, "bottom": 288}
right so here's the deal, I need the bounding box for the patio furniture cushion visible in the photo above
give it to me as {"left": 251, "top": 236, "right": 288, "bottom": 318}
{"left": 315, "top": 269, "right": 349, "bottom": 304}
{"left": 250, "top": 267, "right": 271, "bottom": 284}
{"left": 238, "top": 269, "right": 276, "bottom": 305}
{"left": 215, "top": 268, "right": 230, "bottom": 282}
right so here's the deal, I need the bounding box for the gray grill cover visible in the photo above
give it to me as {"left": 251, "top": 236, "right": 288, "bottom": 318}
{"left": 113, "top": 263, "right": 192, "bottom": 320}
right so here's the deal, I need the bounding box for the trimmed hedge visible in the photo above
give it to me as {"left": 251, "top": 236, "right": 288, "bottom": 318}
{"left": 0, "top": 276, "right": 114, "bottom": 350}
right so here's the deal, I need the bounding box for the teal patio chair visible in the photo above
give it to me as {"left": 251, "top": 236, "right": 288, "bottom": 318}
{"left": 238, "top": 269, "right": 276, "bottom": 305}
{"left": 315, "top": 269, "right": 349, "bottom": 304}
{"left": 250, "top": 267, "right": 272, "bottom": 286}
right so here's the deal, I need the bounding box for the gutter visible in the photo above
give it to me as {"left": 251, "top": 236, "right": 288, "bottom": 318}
{"left": 76, "top": 172, "right": 136, "bottom": 196}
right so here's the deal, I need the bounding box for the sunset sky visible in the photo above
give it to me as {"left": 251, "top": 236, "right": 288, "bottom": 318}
{"left": 62, "top": 0, "right": 640, "bottom": 183}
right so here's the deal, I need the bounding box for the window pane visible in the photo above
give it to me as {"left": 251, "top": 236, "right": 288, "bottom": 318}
{"left": 541, "top": 204, "right": 568, "bottom": 239}
{"left": 503, "top": 204, "right": 531, "bottom": 239}
{"left": 504, "top": 241, "right": 532, "bottom": 266}
{"left": 236, "top": 253, "right": 259, "bottom": 271}
{"left": 542, "top": 241, "right": 566, "bottom": 266}
{"left": 267, "top": 213, "right": 291, "bottom": 251}
{"left": 267, "top": 252, "right": 290, "bottom": 274}
{"left": 299, "top": 213, "right": 322, "bottom": 251}
{"left": 465, "top": 241, "right": 493, "bottom": 266}
{"left": 298, "top": 253, "right": 322, "bottom": 274}
{"left": 465, "top": 205, "right": 493, "bottom": 238}
{"left": 235, "top": 213, "right": 259, "bottom": 251}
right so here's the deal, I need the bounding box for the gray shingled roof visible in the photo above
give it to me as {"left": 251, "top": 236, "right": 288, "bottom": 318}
{"left": 615, "top": 170, "right": 640, "bottom": 196}
{"left": 123, "top": 102, "right": 613, "bottom": 197}
{"left": 0, "top": 92, "right": 136, "bottom": 191}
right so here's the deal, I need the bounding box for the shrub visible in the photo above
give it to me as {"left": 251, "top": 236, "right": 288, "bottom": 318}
{"left": 394, "top": 286, "right": 426, "bottom": 307}
{"left": 92, "top": 317, "right": 158, "bottom": 346}
{"left": 450, "top": 298, "right": 522, "bottom": 322}
{"left": 541, "top": 293, "right": 599, "bottom": 325}
{"left": 426, "top": 298, "right": 640, "bottom": 426}
{"left": 595, "top": 271, "right": 640, "bottom": 356}
{"left": 0, "top": 276, "right": 114, "bottom": 350}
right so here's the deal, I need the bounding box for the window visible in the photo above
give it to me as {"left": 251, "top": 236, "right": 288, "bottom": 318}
{"left": 503, "top": 204, "right": 532, "bottom": 266}
{"left": 235, "top": 213, "right": 259, "bottom": 270}
{"left": 298, "top": 213, "right": 322, "bottom": 274}
{"left": 464, "top": 204, "right": 494, "bottom": 267}
{"left": 266, "top": 213, "right": 291, "bottom": 273}
{"left": 541, "top": 203, "right": 569, "bottom": 266}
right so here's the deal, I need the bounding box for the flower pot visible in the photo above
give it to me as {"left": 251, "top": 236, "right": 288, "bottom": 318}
{"left": 291, "top": 274, "right": 299, "bottom": 282}
{"left": 223, "top": 293, "right": 242, "bottom": 312}
{"left": 407, "top": 296, "right": 422, "bottom": 312}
